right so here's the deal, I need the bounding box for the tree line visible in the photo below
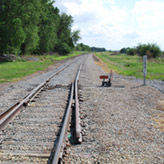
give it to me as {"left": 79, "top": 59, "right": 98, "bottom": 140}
{"left": 75, "top": 43, "right": 107, "bottom": 52}
{"left": 120, "top": 43, "right": 162, "bottom": 58}
{"left": 0, "top": 0, "right": 80, "bottom": 56}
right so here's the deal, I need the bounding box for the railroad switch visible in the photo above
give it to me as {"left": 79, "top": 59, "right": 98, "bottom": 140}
{"left": 99, "top": 70, "right": 113, "bottom": 87}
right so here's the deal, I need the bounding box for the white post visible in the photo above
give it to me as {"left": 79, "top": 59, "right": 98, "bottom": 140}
{"left": 143, "top": 55, "right": 147, "bottom": 86}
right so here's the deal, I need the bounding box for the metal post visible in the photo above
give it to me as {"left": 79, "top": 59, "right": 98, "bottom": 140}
{"left": 143, "top": 55, "right": 147, "bottom": 86}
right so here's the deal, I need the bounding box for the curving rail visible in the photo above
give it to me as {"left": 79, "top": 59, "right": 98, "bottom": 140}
{"left": 75, "top": 65, "right": 82, "bottom": 143}
{"left": 0, "top": 61, "right": 72, "bottom": 131}
{"left": 0, "top": 61, "right": 83, "bottom": 164}
{"left": 52, "top": 64, "right": 82, "bottom": 164}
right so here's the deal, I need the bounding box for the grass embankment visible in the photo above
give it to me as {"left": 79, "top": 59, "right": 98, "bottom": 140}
{"left": 96, "top": 52, "right": 164, "bottom": 80}
{"left": 0, "top": 52, "right": 82, "bottom": 83}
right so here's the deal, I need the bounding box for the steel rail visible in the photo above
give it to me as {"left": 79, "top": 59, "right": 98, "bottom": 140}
{"left": 75, "top": 65, "right": 82, "bottom": 143}
{"left": 52, "top": 83, "right": 74, "bottom": 164}
{"left": 0, "top": 81, "right": 48, "bottom": 131}
{"left": 52, "top": 64, "right": 83, "bottom": 164}
{"left": 0, "top": 57, "right": 84, "bottom": 163}
{"left": 0, "top": 62, "right": 72, "bottom": 131}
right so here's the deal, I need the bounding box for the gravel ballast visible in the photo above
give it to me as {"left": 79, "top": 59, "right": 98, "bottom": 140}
{"left": 0, "top": 54, "right": 164, "bottom": 163}
{"left": 0, "top": 56, "right": 84, "bottom": 114}
{"left": 64, "top": 54, "right": 164, "bottom": 164}
{"left": 0, "top": 55, "right": 87, "bottom": 163}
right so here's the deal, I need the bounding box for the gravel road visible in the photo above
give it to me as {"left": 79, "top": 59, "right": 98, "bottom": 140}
{"left": 64, "top": 54, "right": 164, "bottom": 164}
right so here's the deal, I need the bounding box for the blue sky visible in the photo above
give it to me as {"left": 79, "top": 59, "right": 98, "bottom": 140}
{"left": 54, "top": 0, "right": 164, "bottom": 50}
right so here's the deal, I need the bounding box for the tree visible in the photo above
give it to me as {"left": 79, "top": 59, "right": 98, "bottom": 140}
{"left": 37, "top": 2, "right": 60, "bottom": 53}
{"left": 18, "top": 0, "right": 42, "bottom": 54}
{"left": 120, "top": 47, "right": 130, "bottom": 54}
{"left": 0, "top": 0, "right": 25, "bottom": 55}
{"left": 0, "top": 0, "right": 80, "bottom": 56}
{"left": 72, "top": 29, "right": 81, "bottom": 45}
{"left": 91, "top": 47, "right": 106, "bottom": 52}
{"left": 55, "top": 13, "right": 74, "bottom": 55}
{"left": 127, "top": 48, "right": 136, "bottom": 56}
{"left": 75, "top": 43, "right": 91, "bottom": 51}
{"left": 136, "top": 43, "right": 161, "bottom": 58}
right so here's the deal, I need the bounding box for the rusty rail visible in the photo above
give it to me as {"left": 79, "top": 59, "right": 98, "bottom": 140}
{"left": 0, "top": 81, "right": 47, "bottom": 131}
{"left": 52, "top": 83, "right": 74, "bottom": 164}
{"left": 52, "top": 64, "right": 83, "bottom": 164}
{"left": 0, "top": 60, "right": 83, "bottom": 163}
{"left": 0, "top": 63, "right": 71, "bottom": 131}
{"left": 75, "top": 65, "right": 82, "bottom": 143}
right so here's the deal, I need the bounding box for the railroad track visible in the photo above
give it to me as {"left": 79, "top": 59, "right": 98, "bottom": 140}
{"left": 0, "top": 56, "right": 85, "bottom": 164}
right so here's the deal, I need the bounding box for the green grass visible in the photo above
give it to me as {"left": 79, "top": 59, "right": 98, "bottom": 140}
{"left": 37, "top": 51, "right": 83, "bottom": 61}
{"left": 0, "top": 51, "right": 82, "bottom": 83}
{"left": 96, "top": 52, "right": 164, "bottom": 80}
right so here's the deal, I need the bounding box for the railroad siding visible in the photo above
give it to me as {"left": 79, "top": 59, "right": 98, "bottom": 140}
{"left": 64, "top": 54, "right": 164, "bottom": 164}
{"left": 0, "top": 88, "right": 69, "bottom": 163}
{"left": 0, "top": 55, "right": 87, "bottom": 163}
{"left": 0, "top": 54, "right": 163, "bottom": 163}
{"left": 0, "top": 55, "right": 85, "bottom": 115}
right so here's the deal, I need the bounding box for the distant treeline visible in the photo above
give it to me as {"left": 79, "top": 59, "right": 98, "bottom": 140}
{"left": 91, "top": 47, "right": 106, "bottom": 52}
{"left": 75, "top": 43, "right": 107, "bottom": 52}
{"left": 120, "top": 43, "right": 162, "bottom": 58}
{"left": 0, "top": 0, "right": 80, "bottom": 56}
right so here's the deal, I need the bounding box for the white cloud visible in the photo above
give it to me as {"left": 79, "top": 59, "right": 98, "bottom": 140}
{"left": 54, "top": 0, "right": 164, "bottom": 50}
{"left": 133, "top": 0, "right": 164, "bottom": 28}
{"left": 129, "top": 0, "right": 164, "bottom": 48}
{"left": 123, "top": 32, "right": 140, "bottom": 39}
{"left": 56, "top": 0, "right": 127, "bottom": 49}
{"left": 63, "top": 0, "right": 126, "bottom": 25}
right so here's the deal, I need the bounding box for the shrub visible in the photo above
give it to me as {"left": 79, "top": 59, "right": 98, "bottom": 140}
{"left": 127, "top": 48, "right": 136, "bottom": 56}
{"left": 57, "top": 43, "right": 71, "bottom": 55}
{"left": 120, "top": 47, "right": 130, "bottom": 54}
{"left": 136, "top": 43, "right": 162, "bottom": 58}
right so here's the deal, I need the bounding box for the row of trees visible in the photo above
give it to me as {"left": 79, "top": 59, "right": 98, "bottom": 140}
{"left": 120, "top": 43, "right": 162, "bottom": 58}
{"left": 0, "top": 0, "right": 80, "bottom": 56}
{"left": 75, "top": 43, "right": 91, "bottom": 52}
{"left": 74, "top": 43, "right": 107, "bottom": 52}
{"left": 91, "top": 47, "right": 106, "bottom": 52}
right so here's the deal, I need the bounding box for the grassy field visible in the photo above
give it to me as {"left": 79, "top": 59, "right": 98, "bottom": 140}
{"left": 96, "top": 52, "right": 164, "bottom": 80}
{"left": 0, "top": 52, "right": 82, "bottom": 83}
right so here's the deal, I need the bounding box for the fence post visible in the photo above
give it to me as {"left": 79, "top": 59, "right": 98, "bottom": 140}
{"left": 143, "top": 55, "right": 147, "bottom": 86}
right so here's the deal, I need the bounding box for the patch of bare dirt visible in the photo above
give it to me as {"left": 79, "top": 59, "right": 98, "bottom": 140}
{"left": 153, "top": 113, "right": 164, "bottom": 132}
{"left": 93, "top": 54, "right": 112, "bottom": 73}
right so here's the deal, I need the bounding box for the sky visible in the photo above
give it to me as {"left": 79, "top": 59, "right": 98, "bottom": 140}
{"left": 54, "top": 0, "right": 164, "bottom": 50}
